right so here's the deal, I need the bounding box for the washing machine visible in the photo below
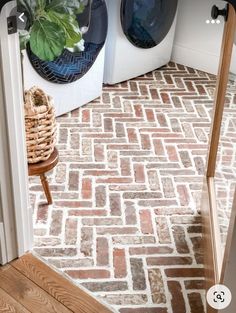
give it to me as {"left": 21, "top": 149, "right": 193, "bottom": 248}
{"left": 23, "top": 0, "right": 108, "bottom": 116}
{"left": 104, "top": 0, "right": 178, "bottom": 84}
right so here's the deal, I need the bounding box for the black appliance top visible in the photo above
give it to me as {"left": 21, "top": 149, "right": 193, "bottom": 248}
{"left": 0, "top": 0, "right": 11, "bottom": 11}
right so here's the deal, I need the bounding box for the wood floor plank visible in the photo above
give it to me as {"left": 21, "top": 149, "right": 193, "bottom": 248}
{"left": 0, "top": 288, "right": 31, "bottom": 313}
{"left": 0, "top": 264, "right": 11, "bottom": 272}
{"left": 0, "top": 265, "right": 72, "bottom": 313}
{"left": 11, "top": 254, "right": 112, "bottom": 313}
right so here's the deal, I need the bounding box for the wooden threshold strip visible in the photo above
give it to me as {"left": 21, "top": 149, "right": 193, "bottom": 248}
{"left": 0, "top": 253, "right": 112, "bottom": 313}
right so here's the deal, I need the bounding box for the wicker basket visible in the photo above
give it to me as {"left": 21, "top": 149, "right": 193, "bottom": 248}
{"left": 24, "top": 86, "right": 57, "bottom": 164}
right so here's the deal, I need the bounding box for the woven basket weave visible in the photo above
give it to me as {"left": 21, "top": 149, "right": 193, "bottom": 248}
{"left": 24, "top": 87, "right": 57, "bottom": 164}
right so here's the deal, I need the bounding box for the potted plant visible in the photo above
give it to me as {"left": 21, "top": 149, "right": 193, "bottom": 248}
{"left": 18, "top": 1, "right": 86, "bottom": 165}
{"left": 18, "top": 0, "right": 85, "bottom": 61}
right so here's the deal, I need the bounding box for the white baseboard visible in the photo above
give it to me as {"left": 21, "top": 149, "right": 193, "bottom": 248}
{"left": 0, "top": 223, "right": 7, "bottom": 265}
{"left": 171, "top": 43, "right": 220, "bottom": 75}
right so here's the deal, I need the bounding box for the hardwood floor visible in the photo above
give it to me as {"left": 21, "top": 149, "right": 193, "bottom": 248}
{"left": 0, "top": 253, "right": 112, "bottom": 313}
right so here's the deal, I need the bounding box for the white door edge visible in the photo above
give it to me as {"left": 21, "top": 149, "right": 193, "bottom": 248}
{"left": 0, "top": 222, "right": 7, "bottom": 265}
{"left": 0, "top": 1, "right": 33, "bottom": 263}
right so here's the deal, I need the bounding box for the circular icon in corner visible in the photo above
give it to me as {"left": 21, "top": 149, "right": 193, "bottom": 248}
{"left": 207, "top": 284, "right": 232, "bottom": 310}
{"left": 10, "top": 7, "right": 27, "bottom": 30}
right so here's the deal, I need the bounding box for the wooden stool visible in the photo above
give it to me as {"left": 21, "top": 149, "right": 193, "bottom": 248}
{"left": 28, "top": 148, "right": 59, "bottom": 205}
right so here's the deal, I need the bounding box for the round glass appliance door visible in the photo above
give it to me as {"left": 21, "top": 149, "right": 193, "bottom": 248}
{"left": 120, "top": 0, "right": 178, "bottom": 49}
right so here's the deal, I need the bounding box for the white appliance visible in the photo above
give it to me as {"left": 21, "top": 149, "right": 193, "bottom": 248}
{"left": 104, "top": 0, "right": 178, "bottom": 84}
{"left": 23, "top": 0, "right": 108, "bottom": 117}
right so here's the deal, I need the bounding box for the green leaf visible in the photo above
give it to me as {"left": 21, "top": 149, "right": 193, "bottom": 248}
{"left": 46, "top": 11, "right": 81, "bottom": 48}
{"left": 36, "top": 0, "right": 46, "bottom": 10}
{"left": 45, "top": 0, "right": 68, "bottom": 13}
{"left": 65, "top": 0, "right": 82, "bottom": 10}
{"left": 29, "top": 19, "right": 66, "bottom": 61}
{"left": 45, "top": 0, "right": 84, "bottom": 15}
{"left": 17, "top": 0, "right": 37, "bottom": 24}
{"left": 19, "top": 30, "right": 30, "bottom": 50}
{"left": 75, "top": 3, "right": 85, "bottom": 14}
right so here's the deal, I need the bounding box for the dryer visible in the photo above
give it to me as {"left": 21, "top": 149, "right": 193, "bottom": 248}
{"left": 23, "top": 0, "right": 108, "bottom": 116}
{"left": 104, "top": 0, "right": 178, "bottom": 84}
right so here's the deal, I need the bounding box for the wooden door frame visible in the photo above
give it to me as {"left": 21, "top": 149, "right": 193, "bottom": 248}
{"left": 202, "top": 3, "right": 236, "bottom": 312}
{"left": 0, "top": 0, "right": 33, "bottom": 264}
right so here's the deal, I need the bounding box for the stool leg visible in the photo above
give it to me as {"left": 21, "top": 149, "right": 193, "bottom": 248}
{"left": 40, "top": 174, "right": 53, "bottom": 205}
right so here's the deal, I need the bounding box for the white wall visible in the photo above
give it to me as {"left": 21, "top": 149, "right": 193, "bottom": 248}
{"left": 172, "top": 0, "right": 236, "bottom": 75}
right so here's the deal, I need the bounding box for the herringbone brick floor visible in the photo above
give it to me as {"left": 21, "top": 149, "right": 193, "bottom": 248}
{"left": 29, "top": 62, "right": 224, "bottom": 313}
{"left": 215, "top": 74, "right": 236, "bottom": 247}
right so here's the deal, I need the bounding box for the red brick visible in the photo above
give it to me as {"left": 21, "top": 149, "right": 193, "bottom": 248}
{"left": 108, "top": 144, "right": 139, "bottom": 150}
{"left": 120, "top": 158, "right": 131, "bottom": 176}
{"left": 82, "top": 217, "right": 122, "bottom": 226}
{"left": 179, "top": 151, "right": 192, "bottom": 168}
{"left": 166, "top": 146, "right": 179, "bottom": 162}
{"left": 156, "top": 217, "right": 172, "bottom": 244}
{"left": 36, "top": 203, "right": 48, "bottom": 224}
{"left": 130, "top": 258, "right": 146, "bottom": 290}
{"left": 113, "top": 249, "right": 127, "bottom": 278}
{"left": 110, "top": 193, "right": 121, "bottom": 216}
{"left": 82, "top": 109, "right": 90, "bottom": 123}
{"left": 160, "top": 93, "right": 171, "bottom": 104}
{"left": 104, "top": 118, "right": 113, "bottom": 132}
{"left": 96, "top": 237, "right": 109, "bottom": 266}
{"left": 167, "top": 281, "right": 186, "bottom": 313}
{"left": 188, "top": 292, "right": 205, "bottom": 313}
{"left": 134, "top": 164, "right": 145, "bottom": 183}
{"left": 134, "top": 104, "right": 143, "bottom": 117}
{"left": 140, "top": 210, "right": 154, "bottom": 234}
{"left": 58, "top": 128, "right": 68, "bottom": 144}
{"left": 153, "top": 139, "right": 165, "bottom": 155}
{"left": 80, "top": 227, "right": 93, "bottom": 257}
{"left": 55, "top": 201, "right": 92, "bottom": 208}
{"left": 82, "top": 178, "right": 92, "bottom": 199}
{"left": 147, "top": 256, "right": 192, "bottom": 266}
{"left": 84, "top": 170, "right": 118, "bottom": 176}
{"left": 30, "top": 62, "right": 215, "bottom": 313}
{"left": 97, "top": 177, "right": 132, "bottom": 184}
{"left": 65, "top": 218, "right": 77, "bottom": 245}
{"left": 127, "top": 128, "right": 138, "bottom": 143}
{"left": 65, "top": 269, "right": 110, "bottom": 279}
{"left": 69, "top": 209, "right": 107, "bottom": 216}
{"left": 129, "top": 246, "right": 173, "bottom": 255}
{"left": 141, "top": 199, "right": 177, "bottom": 208}
{"left": 141, "top": 134, "right": 151, "bottom": 150}
{"left": 165, "top": 268, "right": 205, "bottom": 277}
{"left": 148, "top": 269, "right": 166, "bottom": 304}
{"left": 68, "top": 171, "right": 79, "bottom": 191}
{"left": 83, "top": 281, "right": 128, "bottom": 292}
{"left": 94, "top": 144, "right": 104, "bottom": 162}
{"left": 49, "top": 211, "right": 63, "bottom": 236}
{"left": 95, "top": 185, "right": 106, "bottom": 207}
{"left": 107, "top": 151, "right": 118, "bottom": 168}
{"left": 172, "top": 225, "right": 190, "bottom": 254}
{"left": 184, "top": 280, "right": 205, "bottom": 290}
{"left": 34, "top": 248, "right": 77, "bottom": 257}
{"left": 145, "top": 109, "right": 155, "bottom": 122}
{"left": 162, "top": 177, "right": 175, "bottom": 198}
{"left": 97, "top": 227, "right": 138, "bottom": 235}
{"left": 55, "top": 163, "right": 66, "bottom": 184}
{"left": 147, "top": 170, "right": 160, "bottom": 191}
{"left": 125, "top": 201, "right": 137, "bottom": 225}
{"left": 191, "top": 236, "right": 204, "bottom": 264}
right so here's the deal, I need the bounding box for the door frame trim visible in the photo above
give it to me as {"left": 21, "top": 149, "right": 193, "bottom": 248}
{"left": 0, "top": 1, "right": 33, "bottom": 264}
{"left": 202, "top": 4, "right": 236, "bottom": 312}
